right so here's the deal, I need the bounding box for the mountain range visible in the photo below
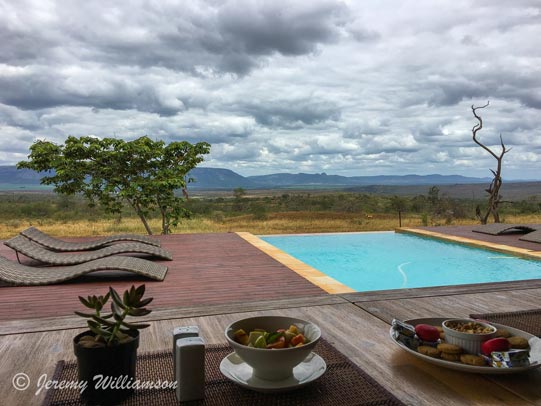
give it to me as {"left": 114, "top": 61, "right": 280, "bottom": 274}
{"left": 0, "top": 165, "right": 493, "bottom": 190}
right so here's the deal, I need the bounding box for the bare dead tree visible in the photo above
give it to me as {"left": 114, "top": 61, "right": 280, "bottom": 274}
{"left": 471, "top": 101, "right": 510, "bottom": 224}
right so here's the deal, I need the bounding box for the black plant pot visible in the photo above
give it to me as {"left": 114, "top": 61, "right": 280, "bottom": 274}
{"left": 74, "top": 330, "right": 139, "bottom": 405}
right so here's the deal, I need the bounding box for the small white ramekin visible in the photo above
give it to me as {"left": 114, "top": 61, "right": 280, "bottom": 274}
{"left": 442, "top": 318, "right": 496, "bottom": 354}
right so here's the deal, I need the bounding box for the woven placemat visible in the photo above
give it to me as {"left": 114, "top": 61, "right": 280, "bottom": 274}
{"left": 42, "top": 338, "right": 404, "bottom": 406}
{"left": 470, "top": 308, "right": 541, "bottom": 337}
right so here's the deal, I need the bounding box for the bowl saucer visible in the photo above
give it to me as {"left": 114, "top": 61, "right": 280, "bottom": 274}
{"left": 219, "top": 351, "right": 326, "bottom": 393}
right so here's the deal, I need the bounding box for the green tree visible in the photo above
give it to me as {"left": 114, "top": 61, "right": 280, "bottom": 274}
{"left": 17, "top": 136, "right": 210, "bottom": 235}
{"left": 427, "top": 186, "right": 440, "bottom": 207}
{"left": 233, "top": 187, "right": 246, "bottom": 211}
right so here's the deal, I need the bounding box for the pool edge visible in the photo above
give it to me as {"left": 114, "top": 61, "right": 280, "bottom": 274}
{"left": 236, "top": 232, "right": 356, "bottom": 294}
{"left": 397, "top": 227, "right": 541, "bottom": 260}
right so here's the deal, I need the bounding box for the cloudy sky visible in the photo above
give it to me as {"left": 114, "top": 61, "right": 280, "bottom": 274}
{"left": 1, "top": 0, "right": 540, "bottom": 179}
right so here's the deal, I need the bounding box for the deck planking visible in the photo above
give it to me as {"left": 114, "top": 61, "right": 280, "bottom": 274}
{"left": 1, "top": 302, "right": 539, "bottom": 406}
{"left": 353, "top": 287, "right": 541, "bottom": 326}
{"left": 0, "top": 233, "right": 326, "bottom": 321}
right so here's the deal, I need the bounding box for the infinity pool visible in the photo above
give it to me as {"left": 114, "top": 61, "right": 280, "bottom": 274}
{"left": 260, "top": 232, "right": 541, "bottom": 292}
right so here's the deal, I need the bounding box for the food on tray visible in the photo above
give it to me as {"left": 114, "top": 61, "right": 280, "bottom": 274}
{"left": 491, "top": 349, "right": 530, "bottom": 368}
{"left": 481, "top": 337, "right": 510, "bottom": 356}
{"left": 392, "top": 318, "right": 535, "bottom": 369}
{"left": 507, "top": 336, "right": 529, "bottom": 349}
{"left": 444, "top": 320, "right": 495, "bottom": 334}
{"left": 437, "top": 342, "right": 463, "bottom": 362}
{"left": 392, "top": 319, "right": 416, "bottom": 337}
{"left": 441, "top": 352, "right": 461, "bottom": 362}
{"left": 437, "top": 343, "right": 462, "bottom": 354}
{"left": 233, "top": 324, "right": 309, "bottom": 349}
{"left": 415, "top": 324, "right": 440, "bottom": 342}
{"left": 418, "top": 345, "right": 440, "bottom": 358}
{"left": 494, "top": 328, "right": 512, "bottom": 338}
{"left": 460, "top": 354, "right": 486, "bottom": 366}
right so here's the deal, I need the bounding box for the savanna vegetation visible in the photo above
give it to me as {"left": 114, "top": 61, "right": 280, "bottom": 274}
{"left": 0, "top": 187, "right": 539, "bottom": 239}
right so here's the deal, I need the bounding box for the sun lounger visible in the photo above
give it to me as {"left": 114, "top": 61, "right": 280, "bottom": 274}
{"left": 0, "top": 255, "right": 168, "bottom": 286}
{"left": 519, "top": 230, "right": 541, "bottom": 243}
{"left": 20, "top": 226, "right": 161, "bottom": 251}
{"left": 4, "top": 235, "right": 173, "bottom": 265}
{"left": 472, "top": 223, "right": 537, "bottom": 236}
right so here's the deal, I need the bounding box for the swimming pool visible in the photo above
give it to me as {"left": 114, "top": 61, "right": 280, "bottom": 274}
{"left": 260, "top": 232, "right": 541, "bottom": 292}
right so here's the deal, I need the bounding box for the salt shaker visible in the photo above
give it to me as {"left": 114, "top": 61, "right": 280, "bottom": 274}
{"left": 172, "top": 326, "right": 199, "bottom": 373}
{"left": 175, "top": 336, "right": 205, "bottom": 402}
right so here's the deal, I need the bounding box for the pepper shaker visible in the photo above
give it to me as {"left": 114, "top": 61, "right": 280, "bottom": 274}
{"left": 175, "top": 336, "right": 205, "bottom": 402}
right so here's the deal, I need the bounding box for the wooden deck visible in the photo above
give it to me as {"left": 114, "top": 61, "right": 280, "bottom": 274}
{"left": 1, "top": 228, "right": 541, "bottom": 405}
{"left": 0, "top": 233, "right": 326, "bottom": 321}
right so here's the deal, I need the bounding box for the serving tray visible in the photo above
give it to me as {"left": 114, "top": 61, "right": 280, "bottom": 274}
{"left": 390, "top": 317, "right": 541, "bottom": 374}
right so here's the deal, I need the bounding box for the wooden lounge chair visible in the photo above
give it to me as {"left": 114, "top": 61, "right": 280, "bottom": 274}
{"left": 519, "top": 230, "right": 541, "bottom": 244}
{"left": 4, "top": 235, "right": 173, "bottom": 265}
{"left": 0, "top": 255, "right": 168, "bottom": 286}
{"left": 472, "top": 223, "right": 537, "bottom": 236}
{"left": 20, "top": 226, "right": 161, "bottom": 251}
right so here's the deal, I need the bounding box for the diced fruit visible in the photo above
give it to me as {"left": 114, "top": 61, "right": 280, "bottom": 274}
{"left": 248, "top": 331, "right": 265, "bottom": 346}
{"left": 254, "top": 335, "right": 267, "bottom": 348}
{"left": 481, "top": 337, "right": 510, "bottom": 356}
{"left": 233, "top": 329, "right": 250, "bottom": 345}
{"left": 284, "top": 331, "right": 296, "bottom": 343}
{"left": 233, "top": 324, "right": 306, "bottom": 349}
{"left": 266, "top": 331, "right": 284, "bottom": 344}
{"left": 290, "top": 334, "right": 306, "bottom": 346}
{"left": 415, "top": 324, "right": 440, "bottom": 342}
{"left": 267, "top": 336, "right": 286, "bottom": 349}
{"left": 288, "top": 325, "right": 299, "bottom": 334}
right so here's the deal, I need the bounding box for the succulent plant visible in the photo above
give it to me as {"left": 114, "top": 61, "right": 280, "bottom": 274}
{"left": 75, "top": 284, "right": 153, "bottom": 348}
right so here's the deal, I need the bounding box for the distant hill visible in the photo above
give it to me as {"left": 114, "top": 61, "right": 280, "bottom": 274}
{"left": 345, "top": 182, "right": 541, "bottom": 201}
{"left": 0, "top": 165, "right": 518, "bottom": 192}
{"left": 246, "top": 172, "right": 491, "bottom": 187}
{"left": 0, "top": 166, "right": 45, "bottom": 185}
{"left": 189, "top": 168, "right": 259, "bottom": 189}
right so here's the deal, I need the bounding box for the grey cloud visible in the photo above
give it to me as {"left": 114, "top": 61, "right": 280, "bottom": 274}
{"left": 424, "top": 70, "right": 541, "bottom": 110}
{"left": 0, "top": 1, "right": 349, "bottom": 76}
{"left": 238, "top": 99, "right": 341, "bottom": 129}
{"left": 0, "top": 71, "right": 183, "bottom": 115}
{"left": 217, "top": 1, "right": 348, "bottom": 57}
{"left": 427, "top": 79, "right": 487, "bottom": 107}
{"left": 342, "top": 119, "right": 391, "bottom": 138}
{"left": 0, "top": 104, "right": 42, "bottom": 130}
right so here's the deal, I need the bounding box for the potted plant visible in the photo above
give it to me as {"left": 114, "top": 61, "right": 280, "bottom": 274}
{"left": 74, "top": 284, "right": 153, "bottom": 405}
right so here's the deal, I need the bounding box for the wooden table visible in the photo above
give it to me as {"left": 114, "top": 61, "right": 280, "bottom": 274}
{"left": 2, "top": 287, "right": 541, "bottom": 405}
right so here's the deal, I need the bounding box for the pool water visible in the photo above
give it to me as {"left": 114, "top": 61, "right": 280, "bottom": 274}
{"left": 260, "top": 232, "right": 541, "bottom": 292}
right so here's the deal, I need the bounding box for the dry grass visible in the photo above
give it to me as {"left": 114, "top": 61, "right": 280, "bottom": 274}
{"left": 0, "top": 212, "right": 539, "bottom": 239}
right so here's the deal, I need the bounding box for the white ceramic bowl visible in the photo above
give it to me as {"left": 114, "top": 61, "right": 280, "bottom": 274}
{"left": 442, "top": 318, "right": 496, "bottom": 354}
{"left": 225, "top": 315, "right": 321, "bottom": 381}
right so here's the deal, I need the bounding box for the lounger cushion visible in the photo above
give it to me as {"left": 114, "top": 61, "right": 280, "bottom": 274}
{"left": 20, "top": 226, "right": 161, "bottom": 251}
{"left": 4, "top": 235, "right": 172, "bottom": 265}
{"left": 0, "top": 255, "right": 168, "bottom": 286}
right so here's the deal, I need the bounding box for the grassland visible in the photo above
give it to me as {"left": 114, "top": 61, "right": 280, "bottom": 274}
{"left": 0, "top": 190, "right": 539, "bottom": 238}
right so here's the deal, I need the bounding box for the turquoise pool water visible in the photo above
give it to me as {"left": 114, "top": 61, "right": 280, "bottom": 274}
{"left": 261, "top": 232, "right": 541, "bottom": 292}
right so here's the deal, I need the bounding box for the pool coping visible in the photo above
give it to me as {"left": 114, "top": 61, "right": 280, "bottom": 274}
{"left": 236, "top": 232, "right": 356, "bottom": 294}
{"left": 397, "top": 227, "right": 541, "bottom": 260}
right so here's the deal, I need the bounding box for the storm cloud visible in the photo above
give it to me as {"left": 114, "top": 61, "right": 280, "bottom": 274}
{"left": 0, "top": 0, "right": 540, "bottom": 179}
